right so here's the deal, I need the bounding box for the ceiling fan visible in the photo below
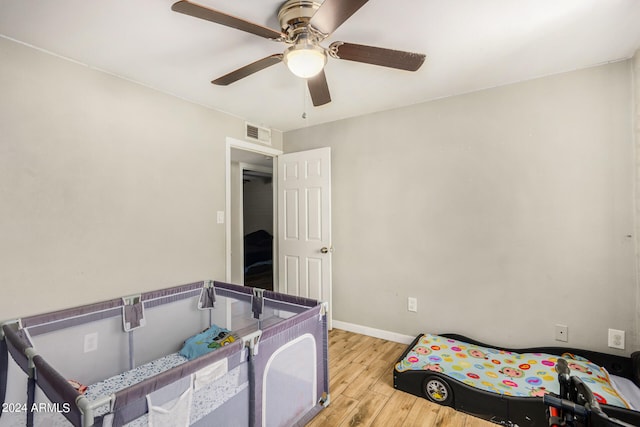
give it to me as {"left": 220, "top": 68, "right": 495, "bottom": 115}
{"left": 171, "top": 0, "right": 426, "bottom": 107}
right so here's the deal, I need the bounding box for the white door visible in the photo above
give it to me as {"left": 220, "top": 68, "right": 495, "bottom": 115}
{"left": 277, "top": 147, "right": 332, "bottom": 326}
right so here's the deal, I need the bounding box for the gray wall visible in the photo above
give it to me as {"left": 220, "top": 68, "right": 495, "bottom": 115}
{"left": 2, "top": 34, "right": 638, "bottom": 356}
{"left": 284, "top": 60, "right": 638, "bottom": 354}
{"left": 0, "top": 37, "right": 282, "bottom": 320}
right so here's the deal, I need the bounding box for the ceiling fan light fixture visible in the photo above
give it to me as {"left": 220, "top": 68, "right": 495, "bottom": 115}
{"left": 284, "top": 43, "right": 327, "bottom": 79}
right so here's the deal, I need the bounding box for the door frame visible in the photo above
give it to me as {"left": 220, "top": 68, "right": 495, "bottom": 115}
{"left": 225, "top": 137, "right": 282, "bottom": 283}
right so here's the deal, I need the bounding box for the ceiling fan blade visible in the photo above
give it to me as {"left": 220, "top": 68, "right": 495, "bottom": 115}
{"left": 212, "top": 54, "right": 283, "bottom": 86}
{"left": 172, "top": 0, "right": 284, "bottom": 40}
{"left": 329, "top": 41, "right": 425, "bottom": 71}
{"left": 310, "top": 0, "right": 369, "bottom": 35}
{"left": 307, "top": 70, "right": 331, "bottom": 106}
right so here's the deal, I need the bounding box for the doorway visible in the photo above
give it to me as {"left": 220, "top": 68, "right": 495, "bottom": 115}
{"left": 241, "top": 164, "right": 273, "bottom": 290}
{"left": 225, "top": 139, "right": 333, "bottom": 328}
{"left": 226, "top": 138, "right": 282, "bottom": 289}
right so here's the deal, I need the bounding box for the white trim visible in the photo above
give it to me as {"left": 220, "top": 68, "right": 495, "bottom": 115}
{"left": 225, "top": 137, "right": 282, "bottom": 283}
{"left": 227, "top": 137, "right": 281, "bottom": 157}
{"left": 331, "top": 320, "right": 415, "bottom": 344}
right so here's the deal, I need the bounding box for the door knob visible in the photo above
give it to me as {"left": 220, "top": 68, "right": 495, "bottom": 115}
{"left": 321, "top": 246, "right": 334, "bottom": 254}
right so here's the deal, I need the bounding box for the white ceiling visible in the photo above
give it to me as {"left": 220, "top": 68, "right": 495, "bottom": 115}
{"left": 2, "top": 0, "right": 640, "bottom": 132}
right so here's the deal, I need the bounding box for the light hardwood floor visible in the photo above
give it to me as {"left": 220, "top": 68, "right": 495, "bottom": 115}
{"left": 306, "top": 328, "right": 495, "bottom": 427}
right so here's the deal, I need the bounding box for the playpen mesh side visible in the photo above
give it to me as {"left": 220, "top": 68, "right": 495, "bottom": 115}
{"left": 253, "top": 304, "right": 328, "bottom": 427}
{"left": 20, "top": 281, "right": 216, "bottom": 385}
{"left": 108, "top": 339, "right": 247, "bottom": 426}
{"left": 2, "top": 281, "right": 328, "bottom": 427}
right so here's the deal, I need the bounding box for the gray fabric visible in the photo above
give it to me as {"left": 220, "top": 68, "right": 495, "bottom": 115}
{"left": 123, "top": 303, "right": 144, "bottom": 331}
{"left": 111, "top": 340, "right": 245, "bottom": 423}
{"left": 27, "top": 307, "right": 122, "bottom": 337}
{"left": 0, "top": 335, "right": 7, "bottom": 422}
{"left": 198, "top": 287, "right": 216, "bottom": 309}
{"left": 22, "top": 298, "right": 122, "bottom": 330}
{"left": 191, "top": 386, "right": 250, "bottom": 427}
{"left": 27, "top": 376, "right": 35, "bottom": 427}
{"left": 291, "top": 404, "right": 324, "bottom": 427}
{"left": 261, "top": 289, "right": 318, "bottom": 309}
{"left": 5, "top": 280, "right": 329, "bottom": 427}
{"left": 32, "top": 355, "right": 82, "bottom": 426}
{"left": 128, "top": 331, "right": 135, "bottom": 371}
{"left": 213, "top": 281, "right": 319, "bottom": 309}
{"left": 250, "top": 304, "right": 328, "bottom": 427}
{"left": 24, "top": 282, "right": 205, "bottom": 335}
{"left": 2, "top": 323, "right": 32, "bottom": 374}
{"left": 213, "top": 281, "right": 254, "bottom": 297}
{"left": 251, "top": 288, "right": 264, "bottom": 320}
{"left": 141, "top": 281, "right": 204, "bottom": 302}
{"left": 259, "top": 303, "right": 322, "bottom": 341}
{"left": 143, "top": 289, "right": 200, "bottom": 310}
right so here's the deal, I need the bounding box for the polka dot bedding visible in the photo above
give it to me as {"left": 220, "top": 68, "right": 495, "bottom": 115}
{"left": 85, "top": 353, "right": 189, "bottom": 416}
{"left": 84, "top": 353, "right": 246, "bottom": 425}
{"left": 395, "top": 334, "right": 631, "bottom": 410}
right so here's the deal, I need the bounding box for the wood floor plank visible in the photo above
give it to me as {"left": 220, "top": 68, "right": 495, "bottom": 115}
{"left": 330, "top": 347, "right": 362, "bottom": 373}
{"left": 464, "top": 414, "right": 495, "bottom": 427}
{"left": 403, "top": 397, "right": 442, "bottom": 426}
{"left": 369, "top": 390, "right": 417, "bottom": 427}
{"left": 337, "top": 390, "right": 388, "bottom": 427}
{"left": 369, "top": 366, "right": 397, "bottom": 397}
{"left": 379, "top": 340, "right": 409, "bottom": 364}
{"left": 330, "top": 362, "right": 368, "bottom": 397}
{"left": 342, "top": 358, "right": 390, "bottom": 400}
{"left": 307, "top": 394, "right": 360, "bottom": 427}
{"left": 437, "top": 405, "right": 469, "bottom": 426}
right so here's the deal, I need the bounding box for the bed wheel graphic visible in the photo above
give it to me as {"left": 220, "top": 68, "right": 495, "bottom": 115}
{"left": 423, "top": 376, "right": 453, "bottom": 406}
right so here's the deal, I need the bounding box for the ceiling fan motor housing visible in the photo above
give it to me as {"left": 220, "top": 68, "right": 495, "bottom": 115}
{"left": 278, "top": 0, "right": 324, "bottom": 43}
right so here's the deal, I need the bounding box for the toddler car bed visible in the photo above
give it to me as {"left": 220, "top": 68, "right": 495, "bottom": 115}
{"left": 394, "top": 334, "right": 640, "bottom": 427}
{"left": 1, "top": 280, "right": 329, "bottom": 427}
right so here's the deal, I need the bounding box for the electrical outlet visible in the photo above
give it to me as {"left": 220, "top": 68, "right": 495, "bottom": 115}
{"left": 608, "top": 328, "right": 625, "bottom": 350}
{"left": 407, "top": 297, "right": 417, "bottom": 312}
{"left": 555, "top": 324, "right": 568, "bottom": 342}
{"left": 84, "top": 332, "right": 98, "bottom": 353}
{"left": 217, "top": 211, "right": 225, "bottom": 224}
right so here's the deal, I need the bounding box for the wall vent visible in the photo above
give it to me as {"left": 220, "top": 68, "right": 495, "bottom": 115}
{"left": 245, "top": 122, "right": 272, "bottom": 145}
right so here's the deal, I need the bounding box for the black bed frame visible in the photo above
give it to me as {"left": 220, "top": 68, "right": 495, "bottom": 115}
{"left": 393, "top": 334, "right": 640, "bottom": 427}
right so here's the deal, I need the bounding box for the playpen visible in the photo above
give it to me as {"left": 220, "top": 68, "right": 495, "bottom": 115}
{"left": 1, "top": 280, "right": 329, "bottom": 426}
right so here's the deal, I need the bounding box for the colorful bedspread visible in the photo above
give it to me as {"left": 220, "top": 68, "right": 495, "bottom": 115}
{"left": 395, "top": 334, "right": 631, "bottom": 410}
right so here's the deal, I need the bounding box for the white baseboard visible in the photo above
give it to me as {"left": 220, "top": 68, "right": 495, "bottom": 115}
{"left": 332, "top": 320, "right": 415, "bottom": 344}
